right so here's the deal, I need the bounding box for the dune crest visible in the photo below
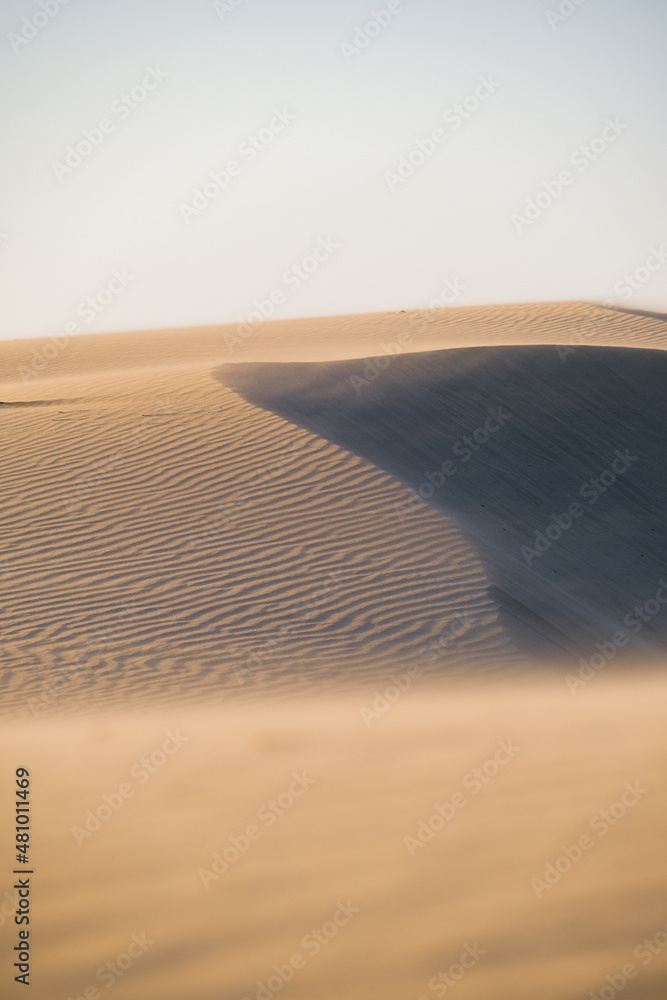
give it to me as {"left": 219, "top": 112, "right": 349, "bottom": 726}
{"left": 2, "top": 302, "right": 667, "bottom": 713}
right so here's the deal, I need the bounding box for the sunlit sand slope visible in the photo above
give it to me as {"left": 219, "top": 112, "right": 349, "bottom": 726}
{"left": 0, "top": 365, "right": 509, "bottom": 717}
{"left": 1, "top": 301, "right": 666, "bottom": 713}
{"left": 2, "top": 301, "right": 666, "bottom": 375}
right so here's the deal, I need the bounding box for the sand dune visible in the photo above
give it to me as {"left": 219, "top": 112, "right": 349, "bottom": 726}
{"left": 1, "top": 302, "right": 666, "bottom": 712}
{"left": 221, "top": 343, "right": 667, "bottom": 661}
{"left": 1, "top": 302, "right": 666, "bottom": 997}
{"left": 0, "top": 362, "right": 510, "bottom": 717}
{"left": 2, "top": 301, "right": 667, "bottom": 383}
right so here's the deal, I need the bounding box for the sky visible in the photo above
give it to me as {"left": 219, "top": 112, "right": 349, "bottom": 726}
{"left": 1, "top": 0, "right": 666, "bottom": 341}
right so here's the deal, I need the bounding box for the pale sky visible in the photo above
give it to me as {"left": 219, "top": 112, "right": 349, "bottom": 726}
{"left": 1, "top": 0, "right": 666, "bottom": 341}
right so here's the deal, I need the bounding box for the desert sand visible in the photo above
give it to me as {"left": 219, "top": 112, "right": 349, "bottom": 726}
{"left": 0, "top": 301, "right": 666, "bottom": 998}
{"left": 1, "top": 676, "right": 667, "bottom": 1000}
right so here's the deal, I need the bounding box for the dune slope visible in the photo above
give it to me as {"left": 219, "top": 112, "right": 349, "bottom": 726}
{"left": 220, "top": 344, "right": 667, "bottom": 660}
{"left": 0, "top": 363, "right": 508, "bottom": 717}
{"left": 2, "top": 302, "right": 666, "bottom": 711}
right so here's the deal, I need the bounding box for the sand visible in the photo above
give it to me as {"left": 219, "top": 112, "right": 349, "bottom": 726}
{"left": 1, "top": 674, "right": 666, "bottom": 1000}
{"left": 221, "top": 343, "right": 667, "bottom": 659}
{"left": 2, "top": 301, "right": 667, "bottom": 712}
{"left": 0, "top": 301, "right": 666, "bottom": 998}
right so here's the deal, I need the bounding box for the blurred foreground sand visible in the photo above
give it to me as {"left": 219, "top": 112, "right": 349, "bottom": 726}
{"left": 1, "top": 670, "right": 666, "bottom": 1000}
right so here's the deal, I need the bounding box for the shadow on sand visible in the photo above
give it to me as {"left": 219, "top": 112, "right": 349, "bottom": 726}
{"left": 218, "top": 345, "right": 667, "bottom": 663}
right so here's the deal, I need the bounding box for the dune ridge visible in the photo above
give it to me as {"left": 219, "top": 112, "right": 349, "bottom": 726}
{"left": 1, "top": 302, "right": 666, "bottom": 713}
{"left": 3, "top": 301, "right": 667, "bottom": 386}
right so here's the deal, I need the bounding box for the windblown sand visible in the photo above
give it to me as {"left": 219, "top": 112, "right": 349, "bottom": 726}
{"left": 0, "top": 301, "right": 666, "bottom": 998}
{"left": 2, "top": 301, "right": 667, "bottom": 711}
{"left": 1, "top": 674, "right": 666, "bottom": 1000}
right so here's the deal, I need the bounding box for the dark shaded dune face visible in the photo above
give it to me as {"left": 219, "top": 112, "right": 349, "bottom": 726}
{"left": 219, "top": 346, "right": 667, "bottom": 663}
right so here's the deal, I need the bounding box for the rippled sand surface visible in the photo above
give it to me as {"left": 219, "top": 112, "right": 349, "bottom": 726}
{"left": 2, "top": 301, "right": 666, "bottom": 712}
{"left": 1, "top": 302, "right": 666, "bottom": 998}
